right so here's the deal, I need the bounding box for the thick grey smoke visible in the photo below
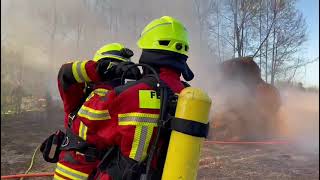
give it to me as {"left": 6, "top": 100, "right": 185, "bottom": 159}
{"left": 1, "top": 0, "right": 219, "bottom": 99}
{"left": 278, "top": 88, "right": 319, "bottom": 153}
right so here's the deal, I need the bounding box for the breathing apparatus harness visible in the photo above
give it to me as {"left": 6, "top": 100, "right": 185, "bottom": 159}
{"left": 40, "top": 83, "right": 98, "bottom": 163}
{"left": 119, "top": 63, "right": 172, "bottom": 180}
{"left": 118, "top": 64, "right": 209, "bottom": 180}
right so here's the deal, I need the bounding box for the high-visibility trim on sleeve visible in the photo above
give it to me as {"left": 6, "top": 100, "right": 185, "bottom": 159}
{"left": 80, "top": 61, "right": 91, "bottom": 82}
{"left": 72, "top": 61, "right": 91, "bottom": 83}
{"left": 55, "top": 162, "right": 88, "bottom": 180}
{"left": 85, "top": 92, "right": 95, "bottom": 101}
{"left": 53, "top": 174, "right": 65, "bottom": 180}
{"left": 118, "top": 113, "right": 159, "bottom": 126}
{"left": 78, "top": 105, "right": 111, "bottom": 120}
{"left": 129, "top": 125, "right": 154, "bottom": 162}
{"left": 72, "top": 61, "right": 82, "bottom": 83}
{"left": 79, "top": 121, "right": 88, "bottom": 140}
{"left": 93, "top": 88, "right": 109, "bottom": 96}
{"left": 85, "top": 88, "right": 109, "bottom": 101}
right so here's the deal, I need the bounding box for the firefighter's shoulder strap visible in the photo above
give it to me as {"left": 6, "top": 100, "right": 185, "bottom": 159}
{"left": 68, "top": 84, "right": 93, "bottom": 128}
{"left": 60, "top": 128, "right": 109, "bottom": 162}
{"left": 114, "top": 75, "right": 159, "bottom": 95}
{"left": 41, "top": 84, "right": 96, "bottom": 163}
{"left": 181, "top": 81, "right": 191, "bottom": 87}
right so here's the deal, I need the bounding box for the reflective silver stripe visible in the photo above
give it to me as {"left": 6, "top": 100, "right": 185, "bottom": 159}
{"left": 78, "top": 108, "right": 110, "bottom": 120}
{"left": 102, "top": 53, "right": 130, "bottom": 61}
{"left": 134, "top": 126, "right": 148, "bottom": 161}
{"left": 118, "top": 117, "right": 158, "bottom": 124}
{"left": 76, "top": 62, "right": 86, "bottom": 82}
{"left": 55, "top": 164, "right": 87, "bottom": 180}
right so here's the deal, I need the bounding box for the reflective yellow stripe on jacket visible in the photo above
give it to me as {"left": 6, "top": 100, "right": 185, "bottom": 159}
{"left": 55, "top": 162, "right": 88, "bottom": 180}
{"left": 79, "top": 121, "right": 88, "bottom": 140}
{"left": 78, "top": 106, "right": 110, "bottom": 121}
{"left": 85, "top": 88, "right": 109, "bottom": 101}
{"left": 118, "top": 113, "right": 159, "bottom": 162}
{"left": 72, "top": 61, "right": 91, "bottom": 83}
{"left": 118, "top": 113, "right": 159, "bottom": 126}
{"left": 93, "top": 88, "right": 108, "bottom": 96}
{"left": 53, "top": 174, "right": 65, "bottom": 180}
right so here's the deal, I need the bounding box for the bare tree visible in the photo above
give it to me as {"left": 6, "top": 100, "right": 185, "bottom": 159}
{"left": 206, "top": 0, "right": 307, "bottom": 85}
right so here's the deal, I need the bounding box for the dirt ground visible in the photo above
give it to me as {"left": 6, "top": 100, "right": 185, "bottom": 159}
{"left": 198, "top": 143, "right": 319, "bottom": 180}
{"left": 1, "top": 111, "right": 319, "bottom": 179}
{"left": 1, "top": 110, "right": 63, "bottom": 179}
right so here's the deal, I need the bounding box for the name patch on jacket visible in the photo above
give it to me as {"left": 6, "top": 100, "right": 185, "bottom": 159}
{"left": 139, "top": 90, "right": 160, "bottom": 109}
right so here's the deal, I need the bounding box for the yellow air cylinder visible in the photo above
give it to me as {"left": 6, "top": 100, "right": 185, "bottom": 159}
{"left": 161, "top": 87, "right": 212, "bottom": 180}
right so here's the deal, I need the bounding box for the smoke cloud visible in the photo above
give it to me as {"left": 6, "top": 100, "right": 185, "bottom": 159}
{"left": 278, "top": 87, "right": 319, "bottom": 153}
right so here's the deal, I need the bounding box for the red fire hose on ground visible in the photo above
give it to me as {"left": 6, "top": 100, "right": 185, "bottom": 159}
{"left": 205, "top": 140, "right": 289, "bottom": 145}
{"left": 1, "top": 140, "right": 290, "bottom": 179}
{"left": 1, "top": 173, "right": 54, "bottom": 179}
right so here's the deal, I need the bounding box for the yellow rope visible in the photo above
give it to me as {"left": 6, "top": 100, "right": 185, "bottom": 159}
{"left": 20, "top": 144, "right": 40, "bottom": 180}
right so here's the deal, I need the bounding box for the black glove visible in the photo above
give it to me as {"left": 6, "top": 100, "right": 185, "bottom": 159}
{"left": 97, "top": 59, "right": 113, "bottom": 81}
{"left": 107, "top": 62, "right": 142, "bottom": 80}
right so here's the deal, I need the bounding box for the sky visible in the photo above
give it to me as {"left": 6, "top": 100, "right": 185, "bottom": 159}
{"left": 296, "top": 0, "right": 319, "bottom": 87}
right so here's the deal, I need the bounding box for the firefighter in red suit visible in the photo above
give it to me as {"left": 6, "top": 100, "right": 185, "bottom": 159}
{"left": 91, "top": 16, "right": 195, "bottom": 180}
{"left": 53, "top": 43, "right": 139, "bottom": 180}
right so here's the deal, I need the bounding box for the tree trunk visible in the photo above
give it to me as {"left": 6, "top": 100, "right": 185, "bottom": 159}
{"left": 265, "top": 0, "right": 269, "bottom": 83}
{"left": 233, "top": 0, "right": 238, "bottom": 58}
{"left": 240, "top": 22, "right": 244, "bottom": 57}
{"left": 271, "top": 27, "right": 276, "bottom": 85}
{"left": 217, "top": 0, "right": 221, "bottom": 61}
{"left": 259, "top": 0, "right": 262, "bottom": 69}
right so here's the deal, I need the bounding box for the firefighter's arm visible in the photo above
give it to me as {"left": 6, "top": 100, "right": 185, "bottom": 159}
{"left": 58, "top": 60, "right": 101, "bottom": 90}
{"left": 57, "top": 60, "right": 100, "bottom": 114}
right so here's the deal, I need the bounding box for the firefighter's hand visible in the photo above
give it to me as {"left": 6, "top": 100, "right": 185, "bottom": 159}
{"left": 97, "top": 59, "right": 112, "bottom": 80}
{"left": 111, "top": 62, "right": 142, "bottom": 80}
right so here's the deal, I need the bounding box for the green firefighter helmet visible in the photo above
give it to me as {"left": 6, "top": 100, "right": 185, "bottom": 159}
{"left": 93, "top": 43, "right": 134, "bottom": 62}
{"left": 137, "top": 16, "right": 189, "bottom": 56}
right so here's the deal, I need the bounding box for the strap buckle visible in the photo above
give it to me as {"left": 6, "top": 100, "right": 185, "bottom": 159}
{"left": 68, "top": 113, "right": 76, "bottom": 121}
{"left": 68, "top": 113, "right": 77, "bottom": 127}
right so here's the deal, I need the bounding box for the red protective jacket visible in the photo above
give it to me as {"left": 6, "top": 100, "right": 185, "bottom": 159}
{"left": 55, "top": 60, "right": 119, "bottom": 180}
{"left": 93, "top": 68, "right": 185, "bottom": 179}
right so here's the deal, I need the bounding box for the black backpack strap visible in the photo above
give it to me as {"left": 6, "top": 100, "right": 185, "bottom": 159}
{"left": 114, "top": 75, "right": 159, "bottom": 96}
{"left": 68, "top": 84, "right": 94, "bottom": 128}
{"left": 60, "top": 128, "right": 108, "bottom": 162}
{"left": 181, "top": 81, "right": 191, "bottom": 87}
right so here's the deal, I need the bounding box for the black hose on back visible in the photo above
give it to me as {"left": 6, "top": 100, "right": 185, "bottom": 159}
{"left": 120, "top": 63, "right": 160, "bottom": 85}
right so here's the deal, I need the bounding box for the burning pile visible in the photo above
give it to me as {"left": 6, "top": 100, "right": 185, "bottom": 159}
{"left": 211, "top": 57, "right": 284, "bottom": 141}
